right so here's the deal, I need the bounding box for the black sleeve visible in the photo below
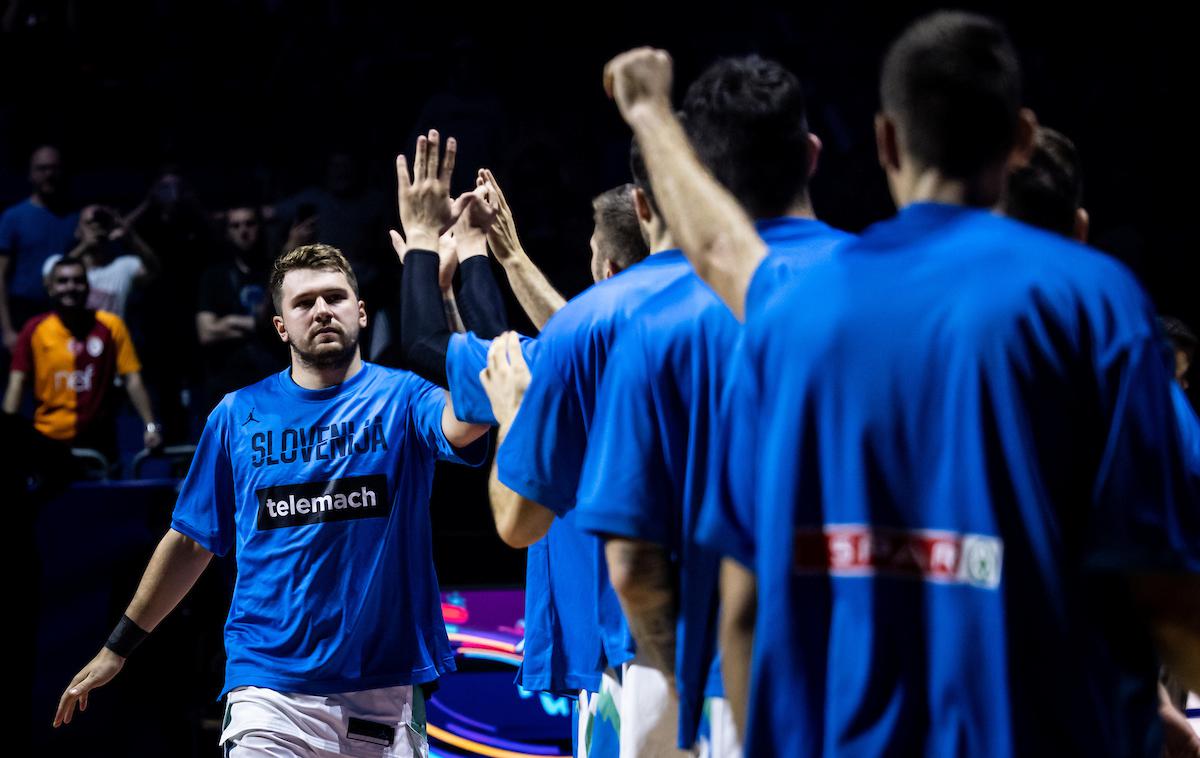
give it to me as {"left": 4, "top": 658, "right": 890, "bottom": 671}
{"left": 399, "top": 249, "right": 451, "bottom": 388}
{"left": 456, "top": 256, "right": 508, "bottom": 339}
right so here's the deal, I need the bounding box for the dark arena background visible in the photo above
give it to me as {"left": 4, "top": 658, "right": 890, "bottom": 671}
{"left": 7, "top": 2, "right": 1195, "bottom": 756}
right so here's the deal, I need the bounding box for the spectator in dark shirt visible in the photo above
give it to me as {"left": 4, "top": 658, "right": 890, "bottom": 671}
{"left": 195, "top": 205, "right": 287, "bottom": 409}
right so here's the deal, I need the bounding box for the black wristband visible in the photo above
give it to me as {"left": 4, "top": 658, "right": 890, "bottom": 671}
{"left": 104, "top": 614, "right": 149, "bottom": 658}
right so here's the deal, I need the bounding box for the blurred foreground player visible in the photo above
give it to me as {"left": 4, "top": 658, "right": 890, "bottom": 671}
{"left": 605, "top": 12, "right": 1200, "bottom": 757}
{"left": 54, "top": 238, "right": 489, "bottom": 756}
{"left": 576, "top": 55, "right": 851, "bottom": 756}
{"left": 482, "top": 142, "right": 693, "bottom": 757}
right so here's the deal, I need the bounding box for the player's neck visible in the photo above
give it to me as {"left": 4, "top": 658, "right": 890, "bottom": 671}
{"left": 889, "top": 164, "right": 1005, "bottom": 210}
{"left": 782, "top": 194, "right": 816, "bottom": 220}
{"left": 289, "top": 350, "right": 364, "bottom": 390}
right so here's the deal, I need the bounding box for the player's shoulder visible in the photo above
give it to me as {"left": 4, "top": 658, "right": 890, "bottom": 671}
{"left": 543, "top": 251, "right": 692, "bottom": 338}
{"left": 969, "top": 214, "right": 1147, "bottom": 312}
{"left": 358, "top": 361, "right": 442, "bottom": 397}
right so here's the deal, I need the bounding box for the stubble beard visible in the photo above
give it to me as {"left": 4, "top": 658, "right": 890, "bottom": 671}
{"left": 291, "top": 327, "right": 359, "bottom": 370}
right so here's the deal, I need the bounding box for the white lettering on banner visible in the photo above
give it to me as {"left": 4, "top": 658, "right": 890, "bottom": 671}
{"left": 793, "top": 525, "right": 1003, "bottom": 589}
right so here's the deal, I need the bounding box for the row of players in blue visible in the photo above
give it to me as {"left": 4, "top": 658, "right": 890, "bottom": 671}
{"left": 55, "top": 10, "right": 1199, "bottom": 758}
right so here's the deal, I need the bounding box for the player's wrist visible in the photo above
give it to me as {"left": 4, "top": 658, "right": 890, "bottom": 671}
{"left": 405, "top": 229, "right": 440, "bottom": 251}
{"left": 625, "top": 97, "right": 674, "bottom": 128}
{"left": 104, "top": 614, "right": 149, "bottom": 659}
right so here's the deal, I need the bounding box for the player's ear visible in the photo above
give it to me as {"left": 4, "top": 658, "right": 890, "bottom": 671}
{"left": 875, "top": 113, "right": 900, "bottom": 173}
{"left": 1008, "top": 108, "right": 1038, "bottom": 171}
{"left": 1073, "top": 207, "right": 1090, "bottom": 243}
{"left": 632, "top": 187, "right": 653, "bottom": 223}
{"left": 806, "top": 132, "right": 823, "bottom": 180}
{"left": 272, "top": 315, "right": 289, "bottom": 344}
{"left": 358, "top": 300, "right": 367, "bottom": 328}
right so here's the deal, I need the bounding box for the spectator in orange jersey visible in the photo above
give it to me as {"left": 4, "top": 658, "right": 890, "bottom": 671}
{"left": 2, "top": 258, "right": 161, "bottom": 461}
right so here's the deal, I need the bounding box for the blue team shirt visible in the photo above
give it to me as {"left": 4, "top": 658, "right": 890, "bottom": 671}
{"left": 443, "top": 329, "right": 604, "bottom": 694}
{"left": 170, "top": 363, "right": 487, "bottom": 697}
{"left": 575, "top": 219, "right": 851, "bottom": 746}
{"left": 697, "top": 203, "right": 1200, "bottom": 757}
{"left": 0, "top": 199, "right": 79, "bottom": 303}
{"left": 496, "top": 250, "right": 694, "bottom": 682}
{"left": 446, "top": 331, "right": 541, "bottom": 425}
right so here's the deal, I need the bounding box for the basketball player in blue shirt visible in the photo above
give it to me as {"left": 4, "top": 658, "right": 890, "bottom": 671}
{"left": 54, "top": 133, "right": 491, "bottom": 757}
{"left": 481, "top": 141, "right": 698, "bottom": 756}
{"left": 396, "top": 172, "right": 650, "bottom": 757}
{"left": 574, "top": 56, "right": 850, "bottom": 756}
{"left": 604, "top": 14, "right": 1200, "bottom": 757}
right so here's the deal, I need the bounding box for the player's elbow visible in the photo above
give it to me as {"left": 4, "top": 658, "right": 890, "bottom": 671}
{"left": 605, "top": 539, "right": 671, "bottom": 611}
{"left": 494, "top": 511, "right": 544, "bottom": 548}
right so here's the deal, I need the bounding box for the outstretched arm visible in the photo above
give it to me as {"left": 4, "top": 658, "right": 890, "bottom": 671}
{"left": 54, "top": 529, "right": 213, "bottom": 727}
{"left": 604, "top": 48, "right": 767, "bottom": 319}
{"left": 480, "top": 332, "right": 555, "bottom": 546}
{"left": 480, "top": 170, "right": 566, "bottom": 330}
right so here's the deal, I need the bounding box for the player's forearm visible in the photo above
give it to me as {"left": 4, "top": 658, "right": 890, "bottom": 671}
{"left": 486, "top": 453, "right": 554, "bottom": 548}
{"left": 625, "top": 101, "right": 766, "bottom": 320}
{"left": 499, "top": 255, "right": 566, "bottom": 331}
{"left": 123, "top": 374, "right": 156, "bottom": 426}
{"left": 122, "top": 529, "right": 213, "bottom": 633}
{"left": 606, "top": 539, "right": 678, "bottom": 680}
{"left": 441, "top": 395, "right": 488, "bottom": 448}
{"left": 442, "top": 289, "right": 466, "bottom": 333}
{"left": 719, "top": 558, "right": 757, "bottom": 738}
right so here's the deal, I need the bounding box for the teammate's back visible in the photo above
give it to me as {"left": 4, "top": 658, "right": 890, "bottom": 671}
{"left": 741, "top": 203, "right": 1195, "bottom": 756}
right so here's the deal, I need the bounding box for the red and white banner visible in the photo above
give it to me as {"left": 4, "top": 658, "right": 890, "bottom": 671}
{"left": 793, "top": 525, "right": 1003, "bottom": 589}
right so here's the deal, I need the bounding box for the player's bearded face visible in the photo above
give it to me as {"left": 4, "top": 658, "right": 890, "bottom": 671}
{"left": 277, "top": 268, "right": 366, "bottom": 368}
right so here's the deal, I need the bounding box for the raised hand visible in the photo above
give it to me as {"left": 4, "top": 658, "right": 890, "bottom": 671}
{"left": 395, "top": 129, "right": 469, "bottom": 252}
{"left": 479, "top": 331, "right": 531, "bottom": 428}
{"left": 602, "top": 47, "right": 674, "bottom": 122}
{"left": 478, "top": 169, "right": 523, "bottom": 264}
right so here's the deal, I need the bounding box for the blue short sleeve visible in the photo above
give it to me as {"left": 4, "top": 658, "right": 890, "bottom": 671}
{"left": 446, "top": 331, "right": 539, "bottom": 425}
{"left": 1087, "top": 337, "right": 1200, "bottom": 572}
{"left": 696, "top": 338, "right": 759, "bottom": 567}
{"left": 171, "top": 399, "right": 236, "bottom": 556}
{"left": 496, "top": 343, "right": 588, "bottom": 515}
{"left": 408, "top": 374, "right": 488, "bottom": 467}
{"left": 576, "top": 330, "right": 675, "bottom": 545}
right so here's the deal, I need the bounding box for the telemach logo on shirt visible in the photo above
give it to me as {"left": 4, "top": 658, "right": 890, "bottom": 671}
{"left": 255, "top": 474, "right": 390, "bottom": 530}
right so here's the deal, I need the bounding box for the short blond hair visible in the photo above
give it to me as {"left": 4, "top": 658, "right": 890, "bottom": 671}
{"left": 270, "top": 244, "right": 359, "bottom": 312}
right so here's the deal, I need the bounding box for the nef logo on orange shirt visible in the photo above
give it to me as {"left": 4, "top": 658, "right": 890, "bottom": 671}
{"left": 54, "top": 363, "right": 95, "bottom": 392}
